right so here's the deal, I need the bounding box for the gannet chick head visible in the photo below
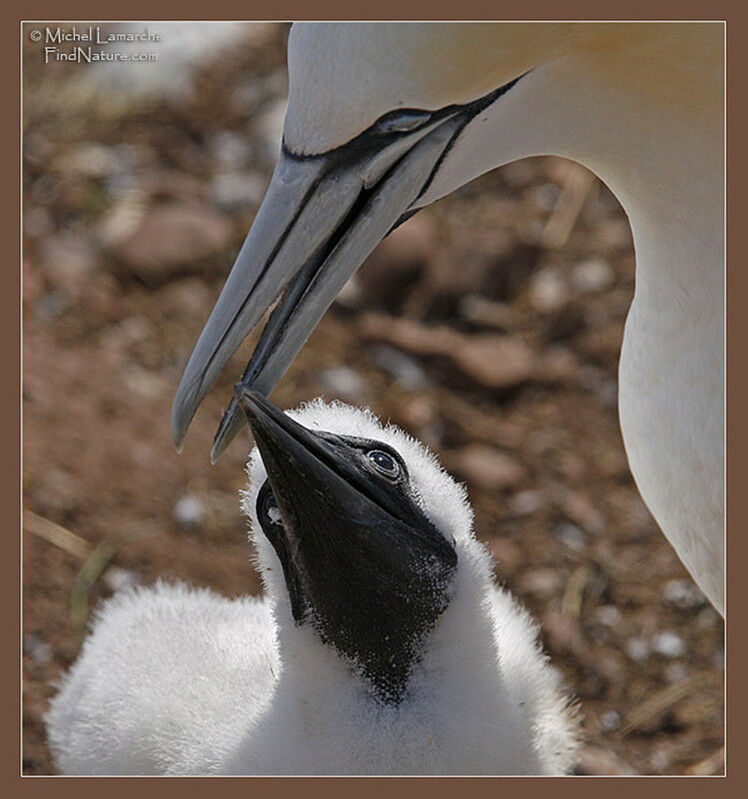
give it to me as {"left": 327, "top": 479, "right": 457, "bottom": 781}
{"left": 238, "top": 389, "right": 470, "bottom": 705}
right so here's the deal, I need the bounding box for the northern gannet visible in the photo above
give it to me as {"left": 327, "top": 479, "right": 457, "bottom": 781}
{"left": 47, "top": 391, "right": 578, "bottom": 775}
{"left": 171, "top": 23, "right": 725, "bottom": 614}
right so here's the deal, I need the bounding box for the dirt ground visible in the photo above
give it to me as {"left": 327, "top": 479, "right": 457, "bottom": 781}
{"left": 22, "top": 23, "right": 724, "bottom": 775}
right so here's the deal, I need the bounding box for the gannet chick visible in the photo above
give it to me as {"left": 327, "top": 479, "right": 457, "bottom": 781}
{"left": 47, "top": 391, "right": 578, "bottom": 775}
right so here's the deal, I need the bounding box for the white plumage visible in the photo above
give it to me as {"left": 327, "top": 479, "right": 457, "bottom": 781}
{"left": 171, "top": 23, "right": 724, "bottom": 615}
{"left": 47, "top": 399, "right": 578, "bottom": 775}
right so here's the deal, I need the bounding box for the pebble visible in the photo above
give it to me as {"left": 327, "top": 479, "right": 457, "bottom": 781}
{"left": 458, "top": 295, "right": 519, "bottom": 330}
{"left": 663, "top": 579, "right": 706, "bottom": 609}
{"left": 24, "top": 633, "right": 52, "bottom": 665}
{"left": 452, "top": 444, "right": 525, "bottom": 491}
{"left": 174, "top": 495, "right": 205, "bottom": 529}
{"left": 664, "top": 662, "right": 689, "bottom": 683}
{"left": 107, "top": 202, "right": 233, "bottom": 281}
{"left": 357, "top": 215, "right": 435, "bottom": 307}
{"left": 649, "top": 749, "right": 670, "bottom": 772}
{"left": 209, "top": 171, "right": 266, "bottom": 211}
{"left": 652, "top": 631, "right": 686, "bottom": 659}
{"left": 52, "top": 142, "right": 114, "bottom": 178}
{"left": 595, "top": 605, "right": 622, "bottom": 628}
{"left": 517, "top": 568, "right": 562, "bottom": 598}
{"left": 571, "top": 258, "right": 614, "bottom": 294}
{"left": 554, "top": 522, "right": 586, "bottom": 552}
{"left": 41, "top": 231, "right": 98, "bottom": 282}
{"left": 208, "top": 130, "right": 252, "bottom": 171}
{"left": 600, "top": 710, "right": 621, "bottom": 731}
{"left": 510, "top": 489, "right": 543, "bottom": 517}
{"left": 698, "top": 607, "right": 721, "bottom": 629}
{"left": 368, "top": 345, "right": 430, "bottom": 391}
{"left": 529, "top": 267, "right": 569, "bottom": 313}
{"left": 358, "top": 314, "right": 536, "bottom": 391}
{"left": 625, "top": 636, "right": 650, "bottom": 662}
{"left": 319, "top": 366, "right": 364, "bottom": 399}
{"left": 103, "top": 567, "right": 140, "bottom": 593}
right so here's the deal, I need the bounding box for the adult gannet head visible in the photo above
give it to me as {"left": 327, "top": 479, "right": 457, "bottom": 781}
{"left": 171, "top": 22, "right": 722, "bottom": 458}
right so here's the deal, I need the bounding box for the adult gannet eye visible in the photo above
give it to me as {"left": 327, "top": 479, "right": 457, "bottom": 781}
{"left": 377, "top": 109, "right": 433, "bottom": 135}
{"left": 366, "top": 449, "right": 401, "bottom": 480}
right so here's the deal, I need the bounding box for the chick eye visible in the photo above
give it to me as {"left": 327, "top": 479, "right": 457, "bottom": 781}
{"left": 366, "top": 449, "right": 401, "bottom": 479}
{"left": 263, "top": 492, "right": 283, "bottom": 526}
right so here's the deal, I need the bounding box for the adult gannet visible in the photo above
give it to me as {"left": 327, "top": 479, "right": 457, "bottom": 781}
{"left": 47, "top": 391, "right": 578, "bottom": 775}
{"left": 171, "top": 23, "right": 725, "bottom": 614}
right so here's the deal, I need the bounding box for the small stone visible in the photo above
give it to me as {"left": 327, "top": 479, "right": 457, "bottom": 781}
{"left": 40, "top": 233, "right": 98, "bottom": 295}
{"left": 510, "top": 489, "right": 543, "bottom": 517}
{"left": 649, "top": 749, "right": 670, "bottom": 772}
{"left": 174, "top": 495, "right": 205, "bottom": 529}
{"left": 107, "top": 202, "right": 233, "bottom": 281}
{"left": 542, "top": 610, "right": 585, "bottom": 655}
{"left": 369, "top": 345, "right": 430, "bottom": 391}
{"left": 52, "top": 143, "right": 114, "bottom": 178}
{"left": 625, "top": 636, "right": 650, "bottom": 662}
{"left": 208, "top": 130, "right": 252, "bottom": 171}
{"left": 663, "top": 579, "right": 706, "bottom": 609}
{"left": 156, "top": 278, "right": 213, "bottom": 317}
{"left": 517, "top": 568, "right": 562, "bottom": 598}
{"left": 319, "top": 366, "right": 364, "bottom": 399}
{"left": 103, "top": 567, "right": 140, "bottom": 593}
{"left": 453, "top": 335, "right": 535, "bottom": 390}
{"left": 664, "top": 662, "right": 689, "bottom": 683}
{"left": 562, "top": 491, "right": 605, "bottom": 535}
{"left": 458, "top": 295, "right": 519, "bottom": 330}
{"left": 600, "top": 710, "right": 621, "bottom": 731}
{"left": 452, "top": 444, "right": 525, "bottom": 491}
{"left": 652, "top": 631, "right": 686, "bottom": 658}
{"left": 571, "top": 258, "right": 614, "bottom": 294}
{"left": 209, "top": 171, "right": 266, "bottom": 211}
{"left": 358, "top": 315, "right": 535, "bottom": 390}
{"left": 595, "top": 605, "right": 622, "bottom": 628}
{"left": 489, "top": 537, "right": 522, "bottom": 574}
{"left": 24, "top": 207, "right": 53, "bottom": 239}
{"left": 23, "top": 633, "right": 52, "bottom": 664}
{"left": 335, "top": 275, "right": 362, "bottom": 309}
{"left": 357, "top": 215, "right": 435, "bottom": 308}
{"left": 554, "top": 522, "right": 586, "bottom": 552}
{"left": 529, "top": 267, "right": 569, "bottom": 313}
{"left": 698, "top": 607, "right": 720, "bottom": 629}
{"left": 399, "top": 397, "right": 435, "bottom": 429}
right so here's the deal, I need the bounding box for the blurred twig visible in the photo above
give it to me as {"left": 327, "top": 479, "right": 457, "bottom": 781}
{"left": 24, "top": 509, "right": 152, "bottom": 633}
{"left": 542, "top": 163, "right": 596, "bottom": 249}
{"left": 576, "top": 745, "right": 636, "bottom": 775}
{"left": 619, "top": 671, "right": 721, "bottom": 736}
{"left": 23, "top": 509, "right": 90, "bottom": 560}
{"left": 562, "top": 565, "right": 591, "bottom": 619}
{"left": 686, "top": 746, "right": 725, "bottom": 776}
{"left": 70, "top": 539, "right": 119, "bottom": 631}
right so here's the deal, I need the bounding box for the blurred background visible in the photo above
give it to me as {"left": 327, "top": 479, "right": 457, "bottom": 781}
{"left": 22, "top": 22, "right": 724, "bottom": 775}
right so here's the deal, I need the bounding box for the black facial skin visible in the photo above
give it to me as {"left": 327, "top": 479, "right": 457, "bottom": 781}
{"left": 242, "top": 389, "right": 457, "bottom": 705}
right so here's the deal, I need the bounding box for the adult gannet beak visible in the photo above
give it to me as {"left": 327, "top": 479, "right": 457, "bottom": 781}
{"left": 171, "top": 110, "right": 467, "bottom": 457}
{"left": 171, "top": 72, "right": 527, "bottom": 459}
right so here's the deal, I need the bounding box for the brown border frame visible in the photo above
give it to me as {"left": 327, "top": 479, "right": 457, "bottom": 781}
{"left": 8, "top": 2, "right": 742, "bottom": 795}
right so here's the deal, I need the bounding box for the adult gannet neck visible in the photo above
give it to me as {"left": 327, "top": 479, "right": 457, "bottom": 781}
{"left": 170, "top": 23, "right": 724, "bottom": 614}
{"left": 47, "top": 394, "right": 578, "bottom": 775}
